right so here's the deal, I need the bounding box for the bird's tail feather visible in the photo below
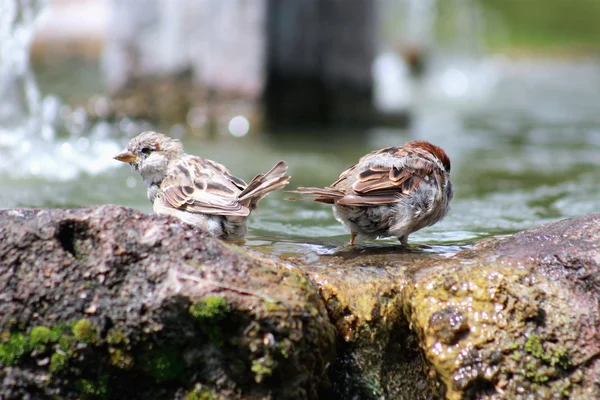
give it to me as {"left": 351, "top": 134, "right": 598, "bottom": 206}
{"left": 285, "top": 187, "right": 345, "bottom": 204}
{"left": 238, "top": 161, "right": 291, "bottom": 208}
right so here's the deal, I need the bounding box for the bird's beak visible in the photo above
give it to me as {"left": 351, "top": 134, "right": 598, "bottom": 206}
{"left": 114, "top": 150, "right": 137, "bottom": 163}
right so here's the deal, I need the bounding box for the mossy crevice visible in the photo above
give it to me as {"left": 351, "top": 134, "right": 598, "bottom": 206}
{"left": 189, "top": 296, "right": 232, "bottom": 344}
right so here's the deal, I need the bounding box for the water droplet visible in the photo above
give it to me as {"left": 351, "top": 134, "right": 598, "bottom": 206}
{"left": 228, "top": 115, "right": 250, "bottom": 137}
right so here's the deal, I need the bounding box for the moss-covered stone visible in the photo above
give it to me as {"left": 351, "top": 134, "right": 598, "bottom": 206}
{"left": 189, "top": 296, "right": 231, "bottom": 320}
{"left": 287, "top": 213, "right": 600, "bottom": 399}
{"left": 404, "top": 235, "right": 596, "bottom": 400}
{"left": 184, "top": 387, "right": 216, "bottom": 400}
{"left": 72, "top": 319, "right": 99, "bottom": 344}
{"left": 109, "top": 347, "right": 134, "bottom": 370}
{"left": 0, "top": 322, "right": 93, "bottom": 371}
{"left": 106, "top": 329, "right": 129, "bottom": 347}
{"left": 50, "top": 352, "right": 68, "bottom": 373}
{"left": 75, "top": 375, "right": 110, "bottom": 400}
{"left": 29, "top": 326, "right": 53, "bottom": 347}
{"left": 0, "top": 206, "right": 336, "bottom": 399}
{"left": 0, "top": 332, "right": 30, "bottom": 366}
{"left": 250, "top": 354, "right": 275, "bottom": 383}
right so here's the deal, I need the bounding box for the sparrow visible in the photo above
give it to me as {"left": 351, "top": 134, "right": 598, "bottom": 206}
{"left": 114, "top": 131, "right": 290, "bottom": 240}
{"left": 290, "top": 140, "right": 453, "bottom": 245}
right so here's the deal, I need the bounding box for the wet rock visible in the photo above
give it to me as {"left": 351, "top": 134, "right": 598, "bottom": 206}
{"left": 288, "top": 214, "right": 600, "bottom": 399}
{"left": 297, "top": 248, "right": 446, "bottom": 399}
{"left": 428, "top": 307, "right": 469, "bottom": 345}
{"left": 0, "top": 205, "right": 335, "bottom": 400}
{"left": 406, "top": 214, "right": 600, "bottom": 399}
{"left": 3, "top": 204, "right": 600, "bottom": 399}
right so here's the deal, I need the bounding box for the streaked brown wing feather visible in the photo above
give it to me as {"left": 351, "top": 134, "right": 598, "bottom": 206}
{"left": 336, "top": 148, "right": 438, "bottom": 206}
{"left": 160, "top": 157, "right": 250, "bottom": 217}
{"left": 290, "top": 146, "right": 443, "bottom": 207}
{"left": 201, "top": 159, "right": 247, "bottom": 190}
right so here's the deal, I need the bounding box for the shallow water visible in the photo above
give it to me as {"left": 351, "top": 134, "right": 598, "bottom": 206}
{"left": 2, "top": 58, "right": 600, "bottom": 260}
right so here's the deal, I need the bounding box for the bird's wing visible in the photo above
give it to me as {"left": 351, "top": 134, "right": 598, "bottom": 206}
{"left": 159, "top": 157, "right": 250, "bottom": 216}
{"left": 332, "top": 147, "right": 438, "bottom": 206}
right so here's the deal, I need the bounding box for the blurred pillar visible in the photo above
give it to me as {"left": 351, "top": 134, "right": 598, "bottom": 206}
{"left": 102, "top": 0, "right": 379, "bottom": 131}
{"left": 264, "top": 0, "right": 377, "bottom": 130}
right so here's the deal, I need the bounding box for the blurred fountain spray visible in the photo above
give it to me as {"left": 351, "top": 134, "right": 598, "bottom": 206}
{"left": 0, "top": 0, "right": 124, "bottom": 181}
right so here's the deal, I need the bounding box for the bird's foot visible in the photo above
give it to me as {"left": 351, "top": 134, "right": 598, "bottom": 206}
{"left": 349, "top": 232, "right": 357, "bottom": 246}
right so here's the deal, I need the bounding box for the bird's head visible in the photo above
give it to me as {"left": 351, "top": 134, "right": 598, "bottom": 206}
{"left": 114, "top": 131, "right": 184, "bottom": 182}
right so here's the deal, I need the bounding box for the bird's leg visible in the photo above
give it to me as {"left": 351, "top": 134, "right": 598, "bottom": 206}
{"left": 398, "top": 235, "right": 408, "bottom": 245}
{"left": 349, "top": 232, "right": 357, "bottom": 246}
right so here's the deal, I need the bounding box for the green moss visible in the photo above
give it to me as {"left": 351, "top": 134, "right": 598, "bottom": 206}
{"left": 142, "top": 347, "right": 184, "bottom": 384}
{"left": 30, "top": 326, "right": 53, "bottom": 347}
{"left": 189, "top": 296, "right": 232, "bottom": 344}
{"left": 251, "top": 355, "right": 275, "bottom": 383}
{"left": 75, "top": 376, "right": 109, "bottom": 400}
{"left": 0, "top": 324, "right": 75, "bottom": 368}
{"left": 263, "top": 299, "right": 283, "bottom": 313}
{"left": 49, "top": 325, "right": 67, "bottom": 342}
{"left": 552, "top": 350, "right": 571, "bottom": 370}
{"left": 72, "top": 319, "right": 98, "bottom": 344}
{"left": 525, "top": 334, "right": 544, "bottom": 359}
{"left": 106, "top": 329, "right": 129, "bottom": 346}
{"left": 109, "top": 347, "right": 134, "bottom": 370}
{"left": 524, "top": 334, "right": 571, "bottom": 369}
{"left": 59, "top": 335, "right": 75, "bottom": 353}
{"left": 50, "top": 352, "right": 68, "bottom": 373}
{"left": 189, "top": 296, "right": 231, "bottom": 320}
{"left": 0, "top": 333, "right": 30, "bottom": 365}
{"left": 278, "top": 338, "right": 293, "bottom": 359}
{"left": 185, "top": 388, "right": 216, "bottom": 400}
{"left": 518, "top": 333, "right": 572, "bottom": 386}
{"left": 525, "top": 370, "right": 549, "bottom": 384}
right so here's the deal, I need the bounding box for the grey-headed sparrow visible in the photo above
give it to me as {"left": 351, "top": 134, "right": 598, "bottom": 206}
{"left": 291, "top": 141, "right": 453, "bottom": 245}
{"left": 114, "top": 131, "right": 290, "bottom": 240}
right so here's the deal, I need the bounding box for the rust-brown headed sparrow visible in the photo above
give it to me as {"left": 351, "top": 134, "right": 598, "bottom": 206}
{"left": 290, "top": 140, "right": 452, "bottom": 245}
{"left": 114, "top": 131, "right": 290, "bottom": 240}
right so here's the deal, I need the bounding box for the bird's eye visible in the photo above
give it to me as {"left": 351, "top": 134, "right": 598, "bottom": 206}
{"left": 141, "top": 147, "right": 153, "bottom": 155}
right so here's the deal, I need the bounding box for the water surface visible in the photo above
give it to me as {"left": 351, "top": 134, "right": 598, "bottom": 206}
{"left": 2, "top": 58, "right": 600, "bottom": 260}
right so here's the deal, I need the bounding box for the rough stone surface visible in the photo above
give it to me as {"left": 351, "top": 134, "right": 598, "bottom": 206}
{"left": 297, "top": 248, "right": 445, "bottom": 399}
{"left": 289, "top": 214, "right": 600, "bottom": 399}
{"left": 2, "top": 205, "right": 600, "bottom": 400}
{"left": 0, "top": 206, "right": 335, "bottom": 400}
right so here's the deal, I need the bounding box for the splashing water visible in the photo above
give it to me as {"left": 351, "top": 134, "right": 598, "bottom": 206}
{"left": 0, "top": 0, "right": 123, "bottom": 181}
